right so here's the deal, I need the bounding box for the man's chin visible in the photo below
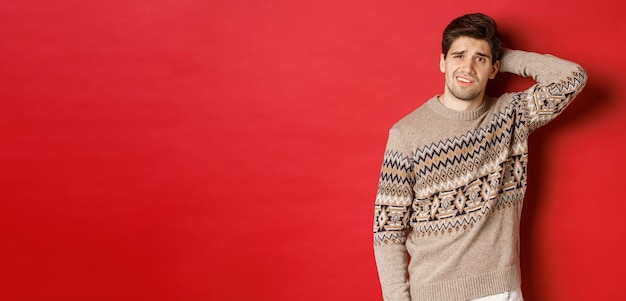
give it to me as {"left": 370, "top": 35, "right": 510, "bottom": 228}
{"left": 451, "top": 93, "right": 481, "bottom": 102}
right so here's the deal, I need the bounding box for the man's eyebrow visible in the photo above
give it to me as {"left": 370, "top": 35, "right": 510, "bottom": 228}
{"left": 449, "top": 50, "right": 492, "bottom": 59}
{"left": 475, "top": 52, "right": 491, "bottom": 58}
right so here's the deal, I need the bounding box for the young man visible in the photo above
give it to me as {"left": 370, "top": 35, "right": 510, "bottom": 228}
{"left": 373, "top": 13, "right": 587, "bottom": 301}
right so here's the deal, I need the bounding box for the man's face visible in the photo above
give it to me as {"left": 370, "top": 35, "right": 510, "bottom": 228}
{"left": 440, "top": 36, "right": 499, "bottom": 103}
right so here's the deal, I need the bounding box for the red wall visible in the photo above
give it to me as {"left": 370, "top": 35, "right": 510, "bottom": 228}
{"left": 2, "top": 1, "right": 625, "bottom": 300}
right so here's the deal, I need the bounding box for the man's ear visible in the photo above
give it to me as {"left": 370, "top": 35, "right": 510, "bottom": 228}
{"left": 439, "top": 53, "right": 446, "bottom": 73}
{"left": 489, "top": 60, "right": 500, "bottom": 79}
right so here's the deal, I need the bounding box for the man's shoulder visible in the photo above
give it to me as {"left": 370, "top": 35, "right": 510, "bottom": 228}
{"left": 391, "top": 97, "right": 437, "bottom": 131}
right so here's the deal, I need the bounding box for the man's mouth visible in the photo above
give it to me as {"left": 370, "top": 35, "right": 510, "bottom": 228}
{"left": 456, "top": 76, "right": 474, "bottom": 84}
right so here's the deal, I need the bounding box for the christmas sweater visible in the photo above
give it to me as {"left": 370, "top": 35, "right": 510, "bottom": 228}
{"left": 373, "top": 50, "right": 587, "bottom": 301}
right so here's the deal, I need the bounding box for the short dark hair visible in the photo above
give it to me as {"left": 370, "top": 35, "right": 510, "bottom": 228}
{"left": 442, "top": 13, "right": 502, "bottom": 63}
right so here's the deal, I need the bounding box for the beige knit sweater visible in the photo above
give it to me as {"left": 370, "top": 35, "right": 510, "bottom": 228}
{"left": 373, "top": 50, "right": 587, "bottom": 301}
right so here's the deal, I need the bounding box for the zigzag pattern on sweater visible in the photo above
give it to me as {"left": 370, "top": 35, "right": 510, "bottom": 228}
{"left": 526, "top": 67, "right": 587, "bottom": 131}
{"left": 412, "top": 104, "right": 519, "bottom": 170}
{"left": 376, "top": 150, "right": 415, "bottom": 206}
{"left": 374, "top": 104, "right": 528, "bottom": 244}
{"left": 412, "top": 103, "right": 527, "bottom": 197}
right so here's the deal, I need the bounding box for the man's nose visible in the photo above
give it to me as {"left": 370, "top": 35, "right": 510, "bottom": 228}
{"left": 460, "top": 58, "right": 476, "bottom": 73}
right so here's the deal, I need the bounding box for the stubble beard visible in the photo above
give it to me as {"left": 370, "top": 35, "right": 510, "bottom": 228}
{"left": 445, "top": 75, "right": 483, "bottom": 102}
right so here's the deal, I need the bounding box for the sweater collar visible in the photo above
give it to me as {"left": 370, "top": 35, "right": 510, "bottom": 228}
{"left": 427, "top": 95, "right": 490, "bottom": 121}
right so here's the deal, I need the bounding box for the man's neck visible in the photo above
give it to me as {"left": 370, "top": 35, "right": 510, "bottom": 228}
{"left": 437, "top": 94, "right": 485, "bottom": 111}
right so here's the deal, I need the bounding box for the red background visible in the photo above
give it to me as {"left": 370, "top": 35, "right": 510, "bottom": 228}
{"left": 1, "top": 1, "right": 625, "bottom": 300}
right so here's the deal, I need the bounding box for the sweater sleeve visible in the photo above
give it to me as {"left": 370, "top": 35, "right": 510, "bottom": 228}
{"left": 498, "top": 49, "right": 588, "bottom": 132}
{"left": 373, "top": 128, "right": 415, "bottom": 301}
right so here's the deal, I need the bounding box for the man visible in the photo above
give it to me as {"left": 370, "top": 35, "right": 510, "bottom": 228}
{"left": 373, "top": 13, "right": 587, "bottom": 301}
